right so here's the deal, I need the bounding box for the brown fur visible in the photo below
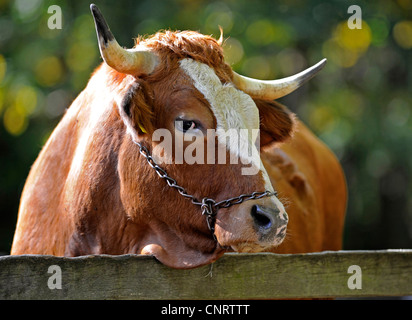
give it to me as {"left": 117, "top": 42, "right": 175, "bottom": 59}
{"left": 11, "top": 30, "right": 346, "bottom": 268}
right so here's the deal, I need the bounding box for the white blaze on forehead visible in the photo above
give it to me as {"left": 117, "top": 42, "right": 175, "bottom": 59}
{"left": 179, "top": 58, "right": 275, "bottom": 193}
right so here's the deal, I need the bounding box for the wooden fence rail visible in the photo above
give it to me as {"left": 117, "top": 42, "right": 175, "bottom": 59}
{"left": 1, "top": 250, "right": 411, "bottom": 299}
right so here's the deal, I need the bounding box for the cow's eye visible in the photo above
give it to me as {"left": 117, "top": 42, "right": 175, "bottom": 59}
{"left": 175, "top": 119, "right": 198, "bottom": 133}
{"left": 183, "top": 120, "right": 196, "bottom": 131}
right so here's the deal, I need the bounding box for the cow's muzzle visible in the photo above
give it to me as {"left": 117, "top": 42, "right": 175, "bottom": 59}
{"left": 250, "top": 205, "right": 288, "bottom": 243}
{"left": 215, "top": 199, "right": 288, "bottom": 253}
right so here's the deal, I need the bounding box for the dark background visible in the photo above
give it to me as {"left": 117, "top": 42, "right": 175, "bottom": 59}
{"left": 0, "top": 0, "right": 411, "bottom": 254}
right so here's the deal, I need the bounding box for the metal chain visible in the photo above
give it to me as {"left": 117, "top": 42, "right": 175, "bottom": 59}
{"left": 133, "top": 139, "right": 276, "bottom": 241}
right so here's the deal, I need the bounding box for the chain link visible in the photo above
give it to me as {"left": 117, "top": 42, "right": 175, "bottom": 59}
{"left": 133, "top": 139, "right": 276, "bottom": 241}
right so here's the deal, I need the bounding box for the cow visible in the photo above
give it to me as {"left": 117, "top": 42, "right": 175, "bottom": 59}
{"left": 11, "top": 4, "right": 347, "bottom": 269}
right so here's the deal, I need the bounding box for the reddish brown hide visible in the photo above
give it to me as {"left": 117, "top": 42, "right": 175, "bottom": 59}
{"left": 11, "top": 15, "right": 346, "bottom": 269}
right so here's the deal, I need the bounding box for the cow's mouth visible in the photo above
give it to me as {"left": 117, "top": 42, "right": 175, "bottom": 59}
{"left": 227, "top": 231, "right": 287, "bottom": 253}
{"left": 230, "top": 242, "right": 271, "bottom": 253}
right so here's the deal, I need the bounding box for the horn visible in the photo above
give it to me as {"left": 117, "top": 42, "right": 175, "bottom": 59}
{"left": 232, "top": 58, "right": 327, "bottom": 100}
{"left": 90, "top": 4, "right": 158, "bottom": 76}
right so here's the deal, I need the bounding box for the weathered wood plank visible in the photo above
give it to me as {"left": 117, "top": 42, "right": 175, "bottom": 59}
{"left": 0, "top": 250, "right": 411, "bottom": 299}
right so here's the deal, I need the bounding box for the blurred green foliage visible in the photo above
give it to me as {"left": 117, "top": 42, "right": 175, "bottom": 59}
{"left": 0, "top": 0, "right": 411, "bottom": 253}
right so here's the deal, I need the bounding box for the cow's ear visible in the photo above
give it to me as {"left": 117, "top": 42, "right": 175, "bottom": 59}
{"left": 119, "top": 80, "right": 154, "bottom": 140}
{"left": 254, "top": 99, "right": 296, "bottom": 149}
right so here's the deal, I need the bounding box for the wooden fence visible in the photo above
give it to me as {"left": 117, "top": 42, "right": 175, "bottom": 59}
{"left": 1, "top": 250, "right": 411, "bottom": 299}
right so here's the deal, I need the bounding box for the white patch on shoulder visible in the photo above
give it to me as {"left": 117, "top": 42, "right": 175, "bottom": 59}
{"left": 179, "top": 58, "right": 274, "bottom": 192}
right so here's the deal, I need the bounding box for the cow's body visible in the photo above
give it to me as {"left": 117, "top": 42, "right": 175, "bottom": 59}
{"left": 264, "top": 122, "right": 346, "bottom": 253}
{"left": 11, "top": 6, "right": 346, "bottom": 268}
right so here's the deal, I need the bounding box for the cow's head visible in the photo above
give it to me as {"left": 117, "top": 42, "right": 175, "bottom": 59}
{"left": 89, "top": 5, "right": 325, "bottom": 268}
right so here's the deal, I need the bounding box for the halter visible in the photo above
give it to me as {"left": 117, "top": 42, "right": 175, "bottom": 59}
{"left": 132, "top": 139, "right": 276, "bottom": 242}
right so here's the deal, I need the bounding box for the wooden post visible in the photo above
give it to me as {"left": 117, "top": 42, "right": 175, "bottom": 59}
{"left": 1, "top": 250, "right": 411, "bottom": 299}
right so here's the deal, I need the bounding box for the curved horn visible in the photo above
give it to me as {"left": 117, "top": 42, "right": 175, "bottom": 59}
{"left": 90, "top": 4, "right": 158, "bottom": 76}
{"left": 232, "top": 58, "right": 327, "bottom": 100}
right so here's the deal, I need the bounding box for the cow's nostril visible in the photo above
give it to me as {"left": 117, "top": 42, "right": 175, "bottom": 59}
{"left": 251, "top": 205, "right": 273, "bottom": 230}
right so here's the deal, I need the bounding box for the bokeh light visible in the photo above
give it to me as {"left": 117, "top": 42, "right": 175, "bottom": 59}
{"left": 323, "top": 20, "right": 371, "bottom": 68}
{"left": 3, "top": 104, "right": 28, "bottom": 136}
{"left": 222, "top": 37, "right": 244, "bottom": 66}
{"left": 0, "top": 55, "right": 6, "bottom": 84}
{"left": 393, "top": 20, "right": 412, "bottom": 49}
{"left": 34, "top": 56, "right": 64, "bottom": 87}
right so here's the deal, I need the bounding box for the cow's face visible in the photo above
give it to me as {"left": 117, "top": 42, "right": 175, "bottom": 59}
{"left": 176, "top": 58, "right": 290, "bottom": 250}
{"left": 91, "top": 5, "right": 325, "bottom": 268}
{"left": 115, "top": 58, "right": 291, "bottom": 268}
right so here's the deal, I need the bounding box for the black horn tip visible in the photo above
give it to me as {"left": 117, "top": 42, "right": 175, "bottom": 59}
{"left": 90, "top": 3, "right": 114, "bottom": 46}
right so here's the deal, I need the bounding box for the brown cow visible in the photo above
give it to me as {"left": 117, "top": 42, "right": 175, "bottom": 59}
{"left": 11, "top": 5, "right": 346, "bottom": 268}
